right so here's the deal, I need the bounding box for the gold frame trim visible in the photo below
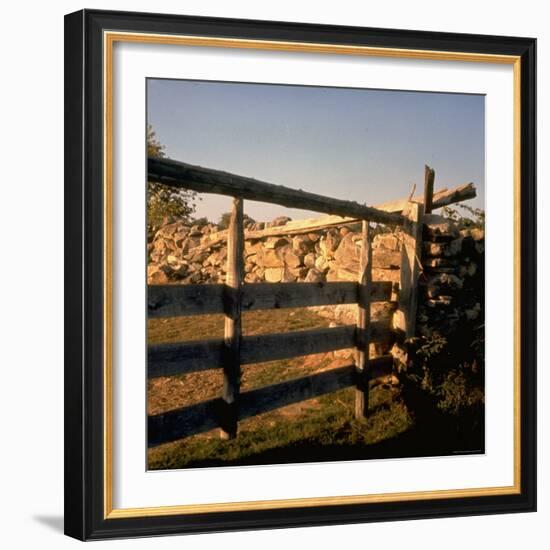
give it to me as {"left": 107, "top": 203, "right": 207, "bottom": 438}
{"left": 103, "top": 31, "right": 522, "bottom": 520}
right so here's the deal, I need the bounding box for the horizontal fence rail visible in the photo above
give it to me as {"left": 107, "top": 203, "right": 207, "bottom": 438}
{"left": 159, "top": 181, "right": 476, "bottom": 257}
{"left": 146, "top": 159, "right": 472, "bottom": 446}
{"left": 148, "top": 156, "right": 405, "bottom": 226}
{"left": 148, "top": 281, "right": 393, "bottom": 318}
{"left": 148, "top": 323, "right": 394, "bottom": 378}
{"left": 148, "top": 355, "right": 394, "bottom": 446}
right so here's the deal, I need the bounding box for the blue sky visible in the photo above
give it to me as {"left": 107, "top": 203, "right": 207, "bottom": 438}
{"left": 147, "top": 79, "right": 485, "bottom": 223}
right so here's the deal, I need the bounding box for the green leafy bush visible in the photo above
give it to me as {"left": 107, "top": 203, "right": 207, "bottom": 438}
{"left": 147, "top": 125, "right": 198, "bottom": 231}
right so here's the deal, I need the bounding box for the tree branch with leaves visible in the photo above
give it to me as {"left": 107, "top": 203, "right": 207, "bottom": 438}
{"left": 147, "top": 125, "right": 198, "bottom": 231}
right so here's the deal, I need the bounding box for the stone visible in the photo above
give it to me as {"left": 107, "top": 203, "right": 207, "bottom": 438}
{"left": 319, "top": 231, "right": 341, "bottom": 258}
{"left": 270, "top": 216, "right": 292, "bottom": 227}
{"left": 288, "top": 266, "right": 309, "bottom": 279}
{"left": 149, "top": 251, "right": 164, "bottom": 263}
{"left": 245, "top": 272, "right": 262, "bottom": 283}
{"left": 459, "top": 262, "right": 477, "bottom": 278}
{"left": 423, "top": 258, "right": 458, "bottom": 268}
{"left": 471, "top": 228, "right": 484, "bottom": 241}
{"left": 303, "top": 252, "right": 316, "bottom": 268}
{"left": 174, "top": 236, "right": 187, "bottom": 249}
{"left": 424, "top": 238, "right": 463, "bottom": 258}
{"left": 157, "top": 223, "right": 180, "bottom": 238}
{"left": 424, "top": 273, "right": 463, "bottom": 298}
{"left": 172, "top": 263, "right": 189, "bottom": 277}
{"left": 174, "top": 227, "right": 190, "bottom": 238}
{"left": 264, "top": 237, "right": 289, "bottom": 249}
{"left": 307, "top": 232, "right": 321, "bottom": 242}
{"left": 281, "top": 246, "right": 302, "bottom": 268}
{"left": 304, "top": 268, "right": 324, "bottom": 283}
{"left": 281, "top": 267, "right": 297, "bottom": 283}
{"left": 244, "top": 240, "right": 263, "bottom": 257}
{"left": 147, "top": 264, "right": 160, "bottom": 278}
{"left": 327, "top": 266, "right": 357, "bottom": 282}
{"left": 423, "top": 214, "right": 460, "bottom": 238}
{"left": 333, "top": 233, "right": 360, "bottom": 270}
{"left": 153, "top": 239, "right": 167, "bottom": 253}
{"left": 256, "top": 248, "right": 283, "bottom": 268}
{"left": 292, "top": 235, "right": 314, "bottom": 255}
{"left": 464, "top": 302, "right": 481, "bottom": 320}
{"left": 314, "top": 255, "right": 329, "bottom": 272}
{"left": 185, "top": 272, "right": 203, "bottom": 284}
{"left": 436, "top": 273, "right": 463, "bottom": 289}
{"left": 265, "top": 267, "right": 283, "bottom": 282}
{"left": 206, "top": 249, "right": 226, "bottom": 267}
{"left": 332, "top": 304, "right": 358, "bottom": 324}
{"left": 426, "top": 296, "right": 453, "bottom": 307}
{"left": 373, "top": 233, "right": 400, "bottom": 251}
{"left": 147, "top": 215, "right": 484, "bottom": 343}
{"left": 148, "top": 269, "right": 169, "bottom": 284}
{"left": 177, "top": 236, "right": 200, "bottom": 254}
{"left": 371, "top": 268, "right": 400, "bottom": 284}
{"left": 188, "top": 250, "right": 209, "bottom": 264}
{"left": 427, "top": 267, "right": 457, "bottom": 274}
{"left": 372, "top": 248, "right": 401, "bottom": 269}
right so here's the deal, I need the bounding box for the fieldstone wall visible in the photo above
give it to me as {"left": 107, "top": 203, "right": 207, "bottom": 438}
{"left": 418, "top": 213, "right": 484, "bottom": 339}
{"left": 147, "top": 212, "right": 484, "bottom": 346}
{"left": 147, "top": 218, "right": 401, "bottom": 288}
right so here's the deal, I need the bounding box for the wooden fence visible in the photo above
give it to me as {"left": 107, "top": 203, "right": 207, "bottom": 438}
{"left": 147, "top": 159, "right": 474, "bottom": 446}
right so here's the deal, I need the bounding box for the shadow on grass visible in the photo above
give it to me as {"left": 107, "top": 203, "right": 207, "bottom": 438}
{"left": 153, "top": 380, "right": 484, "bottom": 470}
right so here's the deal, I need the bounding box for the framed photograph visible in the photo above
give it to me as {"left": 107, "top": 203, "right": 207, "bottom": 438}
{"left": 64, "top": 9, "right": 536, "bottom": 540}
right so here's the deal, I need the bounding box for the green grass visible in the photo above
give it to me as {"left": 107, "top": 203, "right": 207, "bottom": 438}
{"left": 147, "top": 307, "right": 332, "bottom": 345}
{"left": 147, "top": 307, "right": 484, "bottom": 470}
{"left": 148, "top": 385, "right": 413, "bottom": 470}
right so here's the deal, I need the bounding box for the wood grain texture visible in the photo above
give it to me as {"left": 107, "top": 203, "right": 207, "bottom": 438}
{"left": 147, "top": 281, "right": 392, "bottom": 318}
{"left": 396, "top": 202, "right": 425, "bottom": 338}
{"left": 148, "top": 156, "right": 405, "bottom": 226}
{"left": 221, "top": 197, "right": 244, "bottom": 438}
{"left": 355, "top": 221, "right": 373, "bottom": 419}
{"left": 148, "top": 284, "right": 225, "bottom": 317}
{"left": 168, "top": 181, "right": 476, "bottom": 253}
{"left": 423, "top": 165, "right": 435, "bottom": 214}
{"left": 148, "top": 323, "right": 393, "bottom": 378}
{"left": 375, "top": 182, "right": 475, "bottom": 214}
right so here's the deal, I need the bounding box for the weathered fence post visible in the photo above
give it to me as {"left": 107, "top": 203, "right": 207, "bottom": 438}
{"left": 355, "top": 221, "right": 373, "bottom": 418}
{"left": 423, "top": 165, "right": 435, "bottom": 214}
{"left": 394, "top": 202, "right": 424, "bottom": 369}
{"left": 221, "top": 197, "right": 244, "bottom": 439}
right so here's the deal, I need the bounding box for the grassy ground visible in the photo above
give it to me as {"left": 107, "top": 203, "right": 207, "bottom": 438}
{"left": 147, "top": 308, "right": 483, "bottom": 470}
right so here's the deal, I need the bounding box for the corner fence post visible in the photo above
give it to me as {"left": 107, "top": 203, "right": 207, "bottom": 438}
{"left": 423, "top": 165, "right": 435, "bottom": 215}
{"left": 221, "top": 197, "right": 244, "bottom": 439}
{"left": 355, "top": 221, "right": 373, "bottom": 418}
{"left": 394, "top": 202, "right": 424, "bottom": 369}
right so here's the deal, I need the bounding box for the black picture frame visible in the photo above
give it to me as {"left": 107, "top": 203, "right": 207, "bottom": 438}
{"left": 64, "top": 9, "right": 536, "bottom": 541}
